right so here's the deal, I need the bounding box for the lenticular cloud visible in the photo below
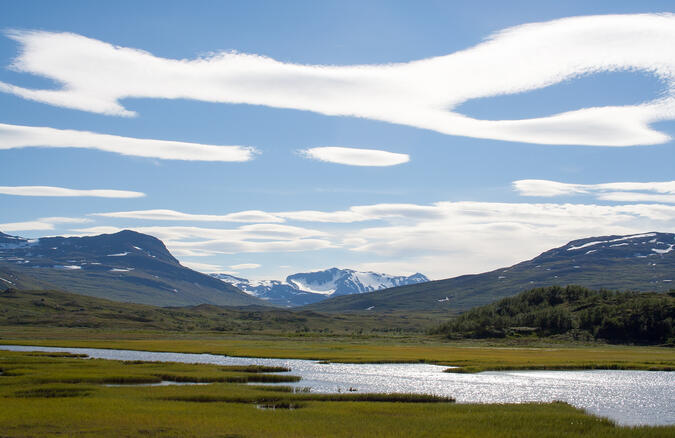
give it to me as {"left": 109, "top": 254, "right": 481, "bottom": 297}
{"left": 301, "top": 147, "right": 410, "bottom": 166}
{"left": 1, "top": 14, "right": 675, "bottom": 146}
{"left": 0, "top": 123, "right": 257, "bottom": 162}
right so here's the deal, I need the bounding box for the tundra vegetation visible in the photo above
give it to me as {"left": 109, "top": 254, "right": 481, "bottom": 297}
{"left": 1, "top": 350, "right": 673, "bottom": 437}
{"left": 1, "top": 287, "right": 674, "bottom": 435}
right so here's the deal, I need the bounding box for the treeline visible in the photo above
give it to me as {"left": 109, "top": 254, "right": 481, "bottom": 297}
{"left": 432, "top": 285, "right": 675, "bottom": 345}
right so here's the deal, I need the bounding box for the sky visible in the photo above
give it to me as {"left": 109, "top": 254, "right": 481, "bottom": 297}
{"left": 1, "top": 0, "right": 674, "bottom": 281}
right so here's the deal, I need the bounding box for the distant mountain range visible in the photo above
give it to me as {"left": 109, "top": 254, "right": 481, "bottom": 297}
{"left": 304, "top": 232, "right": 675, "bottom": 313}
{"left": 0, "top": 230, "right": 263, "bottom": 307}
{"left": 211, "top": 268, "right": 429, "bottom": 307}
{"left": 2, "top": 230, "right": 672, "bottom": 312}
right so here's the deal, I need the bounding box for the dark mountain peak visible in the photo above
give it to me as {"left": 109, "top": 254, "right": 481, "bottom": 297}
{"left": 0, "top": 232, "right": 29, "bottom": 247}
{"left": 39, "top": 229, "right": 178, "bottom": 264}
{"left": 0, "top": 229, "right": 264, "bottom": 307}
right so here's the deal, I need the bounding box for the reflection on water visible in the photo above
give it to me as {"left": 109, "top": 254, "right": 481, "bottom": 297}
{"left": 2, "top": 345, "right": 672, "bottom": 426}
{"left": 105, "top": 381, "right": 212, "bottom": 387}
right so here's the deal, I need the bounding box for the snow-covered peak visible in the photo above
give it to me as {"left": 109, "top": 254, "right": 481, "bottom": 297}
{"left": 210, "top": 267, "right": 429, "bottom": 306}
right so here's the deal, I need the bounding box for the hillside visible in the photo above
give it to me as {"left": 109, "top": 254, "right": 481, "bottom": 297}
{"left": 432, "top": 285, "right": 675, "bottom": 345}
{"left": 0, "top": 230, "right": 263, "bottom": 307}
{"left": 305, "top": 232, "right": 675, "bottom": 313}
{"left": 0, "top": 288, "right": 435, "bottom": 334}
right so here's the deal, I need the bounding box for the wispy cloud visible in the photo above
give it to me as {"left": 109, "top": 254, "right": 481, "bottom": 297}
{"left": 229, "top": 263, "right": 261, "bottom": 270}
{"left": 0, "top": 123, "right": 257, "bottom": 161}
{"left": 180, "top": 261, "right": 226, "bottom": 273}
{"left": 0, "top": 185, "right": 145, "bottom": 198}
{"left": 0, "top": 216, "right": 90, "bottom": 232}
{"left": 91, "top": 204, "right": 446, "bottom": 224}
{"left": 92, "top": 209, "right": 284, "bottom": 222}
{"left": 67, "top": 199, "right": 675, "bottom": 279}
{"left": 514, "top": 179, "right": 675, "bottom": 203}
{"left": 0, "top": 221, "right": 55, "bottom": 232}
{"left": 71, "top": 224, "right": 333, "bottom": 256}
{"left": 300, "top": 147, "right": 409, "bottom": 167}
{"left": 340, "top": 201, "right": 675, "bottom": 278}
{"left": 2, "top": 14, "right": 675, "bottom": 146}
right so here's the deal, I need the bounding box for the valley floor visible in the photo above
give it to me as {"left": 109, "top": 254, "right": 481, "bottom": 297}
{"left": 0, "top": 348, "right": 673, "bottom": 438}
{"left": 1, "top": 327, "right": 673, "bottom": 373}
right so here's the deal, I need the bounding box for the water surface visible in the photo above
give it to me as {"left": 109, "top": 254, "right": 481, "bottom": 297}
{"left": 2, "top": 344, "right": 672, "bottom": 426}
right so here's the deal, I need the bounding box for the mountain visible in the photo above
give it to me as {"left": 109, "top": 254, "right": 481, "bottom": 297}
{"left": 212, "top": 268, "right": 429, "bottom": 307}
{"left": 0, "top": 230, "right": 265, "bottom": 307}
{"left": 305, "top": 232, "right": 675, "bottom": 313}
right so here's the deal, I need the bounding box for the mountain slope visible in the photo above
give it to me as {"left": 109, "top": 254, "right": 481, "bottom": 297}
{"left": 305, "top": 232, "right": 675, "bottom": 313}
{"left": 212, "top": 268, "right": 429, "bottom": 307}
{"left": 432, "top": 285, "right": 674, "bottom": 345}
{"left": 0, "top": 230, "right": 265, "bottom": 307}
{"left": 0, "top": 288, "right": 436, "bottom": 333}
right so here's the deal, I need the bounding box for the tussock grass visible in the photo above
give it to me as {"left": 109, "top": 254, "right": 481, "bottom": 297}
{"left": 154, "top": 373, "right": 300, "bottom": 383}
{"left": 13, "top": 386, "right": 93, "bottom": 398}
{"left": 164, "top": 392, "right": 454, "bottom": 404}
{"left": 257, "top": 402, "right": 304, "bottom": 410}
{"left": 223, "top": 365, "right": 291, "bottom": 373}
{"left": 26, "top": 352, "right": 88, "bottom": 358}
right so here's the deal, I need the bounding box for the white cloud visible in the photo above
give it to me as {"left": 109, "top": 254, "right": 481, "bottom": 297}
{"left": 92, "top": 204, "right": 446, "bottom": 225}
{"left": 180, "top": 261, "right": 225, "bottom": 273}
{"left": 301, "top": 147, "right": 409, "bottom": 167}
{"left": 71, "top": 224, "right": 333, "bottom": 256}
{"left": 514, "top": 179, "right": 675, "bottom": 203}
{"left": 92, "top": 209, "right": 283, "bottom": 222}
{"left": 0, "top": 221, "right": 54, "bottom": 232}
{"left": 0, "top": 216, "right": 88, "bottom": 232}
{"left": 65, "top": 199, "right": 675, "bottom": 280}
{"left": 597, "top": 192, "right": 675, "bottom": 203}
{"left": 37, "top": 217, "right": 91, "bottom": 224}
{"left": 2, "top": 14, "right": 675, "bottom": 146}
{"left": 0, "top": 123, "right": 257, "bottom": 161}
{"left": 0, "top": 185, "right": 145, "bottom": 198}
{"left": 229, "top": 263, "right": 261, "bottom": 270}
{"left": 341, "top": 201, "right": 675, "bottom": 278}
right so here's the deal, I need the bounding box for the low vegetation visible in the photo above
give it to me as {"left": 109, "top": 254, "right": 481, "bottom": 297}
{"left": 2, "top": 329, "right": 674, "bottom": 373}
{"left": 0, "top": 350, "right": 673, "bottom": 437}
{"left": 0, "top": 288, "right": 440, "bottom": 334}
{"left": 433, "top": 286, "right": 675, "bottom": 345}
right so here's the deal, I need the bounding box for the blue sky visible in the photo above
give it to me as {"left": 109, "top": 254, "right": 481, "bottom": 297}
{"left": 1, "top": 0, "right": 674, "bottom": 280}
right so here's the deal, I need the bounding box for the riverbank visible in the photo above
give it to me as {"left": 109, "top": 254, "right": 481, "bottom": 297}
{"left": 0, "top": 349, "right": 672, "bottom": 437}
{"left": 1, "top": 327, "right": 673, "bottom": 373}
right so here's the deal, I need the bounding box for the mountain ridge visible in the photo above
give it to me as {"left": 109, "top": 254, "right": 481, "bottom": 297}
{"left": 0, "top": 229, "right": 265, "bottom": 307}
{"left": 303, "top": 232, "right": 675, "bottom": 313}
{"left": 212, "top": 268, "right": 429, "bottom": 307}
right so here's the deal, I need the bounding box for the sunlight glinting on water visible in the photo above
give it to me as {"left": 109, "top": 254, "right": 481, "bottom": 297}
{"left": 2, "top": 345, "right": 672, "bottom": 426}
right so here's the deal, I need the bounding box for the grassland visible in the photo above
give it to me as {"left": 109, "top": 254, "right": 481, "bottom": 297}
{"left": 0, "top": 288, "right": 441, "bottom": 334}
{"left": 0, "top": 349, "right": 673, "bottom": 437}
{"left": 1, "top": 326, "right": 674, "bottom": 373}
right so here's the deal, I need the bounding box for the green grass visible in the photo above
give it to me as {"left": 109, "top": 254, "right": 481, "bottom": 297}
{"left": 2, "top": 326, "right": 673, "bottom": 373}
{"left": 0, "top": 288, "right": 441, "bottom": 334}
{"left": 0, "top": 350, "right": 672, "bottom": 437}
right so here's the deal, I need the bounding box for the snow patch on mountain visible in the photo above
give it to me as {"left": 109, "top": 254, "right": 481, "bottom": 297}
{"left": 567, "top": 233, "right": 657, "bottom": 251}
